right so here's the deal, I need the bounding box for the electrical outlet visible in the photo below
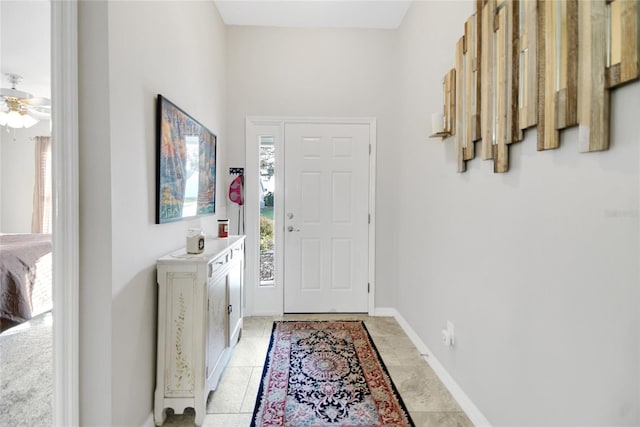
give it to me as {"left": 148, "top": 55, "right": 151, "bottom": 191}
{"left": 442, "top": 321, "right": 455, "bottom": 347}
{"left": 441, "top": 328, "right": 451, "bottom": 346}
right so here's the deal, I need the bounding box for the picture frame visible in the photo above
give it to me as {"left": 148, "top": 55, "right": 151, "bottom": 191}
{"left": 156, "top": 95, "right": 217, "bottom": 224}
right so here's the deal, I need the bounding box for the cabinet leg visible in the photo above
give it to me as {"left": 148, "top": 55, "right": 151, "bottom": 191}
{"left": 153, "top": 406, "right": 166, "bottom": 426}
{"left": 194, "top": 394, "right": 206, "bottom": 426}
{"left": 194, "top": 409, "right": 204, "bottom": 427}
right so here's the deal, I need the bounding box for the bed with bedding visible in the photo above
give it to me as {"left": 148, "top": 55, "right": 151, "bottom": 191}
{"left": 0, "top": 233, "right": 52, "bottom": 332}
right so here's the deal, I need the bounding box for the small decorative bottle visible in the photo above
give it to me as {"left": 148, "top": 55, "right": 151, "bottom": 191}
{"left": 217, "top": 219, "right": 229, "bottom": 238}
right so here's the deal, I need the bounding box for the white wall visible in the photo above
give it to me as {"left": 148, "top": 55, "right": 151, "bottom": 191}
{"left": 226, "top": 25, "right": 400, "bottom": 308}
{"left": 78, "top": 1, "right": 114, "bottom": 422}
{"left": 395, "top": 2, "right": 639, "bottom": 425}
{"left": 0, "top": 121, "right": 50, "bottom": 232}
{"left": 78, "top": 1, "right": 227, "bottom": 424}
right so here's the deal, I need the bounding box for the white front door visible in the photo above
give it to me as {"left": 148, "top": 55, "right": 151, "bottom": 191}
{"left": 283, "top": 123, "right": 370, "bottom": 313}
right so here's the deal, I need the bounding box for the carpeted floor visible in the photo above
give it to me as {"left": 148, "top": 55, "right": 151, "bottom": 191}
{"left": 0, "top": 311, "right": 52, "bottom": 427}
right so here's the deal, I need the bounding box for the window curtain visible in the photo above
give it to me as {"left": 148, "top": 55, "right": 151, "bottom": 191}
{"left": 31, "top": 136, "right": 52, "bottom": 234}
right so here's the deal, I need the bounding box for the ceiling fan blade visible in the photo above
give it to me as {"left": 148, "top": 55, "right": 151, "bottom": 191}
{"left": 0, "top": 87, "right": 32, "bottom": 99}
{"left": 27, "top": 109, "right": 51, "bottom": 121}
{"left": 26, "top": 104, "right": 51, "bottom": 116}
{"left": 25, "top": 97, "right": 50, "bottom": 107}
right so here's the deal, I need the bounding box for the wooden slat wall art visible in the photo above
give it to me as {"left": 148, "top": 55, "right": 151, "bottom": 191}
{"left": 538, "top": 0, "right": 578, "bottom": 151}
{"left": 480, "top": 0, "right": 496, "bottom": 160}
{"left": 436, "top": 0, "right": 638, "bottom": 173}
{"left": 464, "top": 14, "right": 481, "bottom": 162}
{"left": 444, "top": 69, "right": 456, "bottom": 136}
{"left": 619, "top": 0, "right": 639, "bottom": 82}
{"left": 555, "top": 0, "right": 578, "bottom": 130}
{"left": 578, "top": 0, "right": 610, "bottom": 152}
{"left": 505, "top": 0, "right": 522, "bottom": 145}
{"left": 540, "top": 0, "right": 558, "bottom": 150}
{"left": 536, "top": 0, "right": 549, "bottom": 150}
{"left": 537, "top": 0, "right": 576, "bottom": 150}
{"left": 493, "top": 4, "right": 509, "bottom": 172}
{"left": 518, "top": 0, "right": 538, "bottom": 130}
{"left": 606, "top": 0, "right": 639, "bottom": 88}
{"left": 463, "top": 16, "right": 473, "bottom": 161}
{"left": 475, "top": 1, "right": 483, "bottom": 141}
{"left": 455, "top": 36, "right": 467, "bottom": 172}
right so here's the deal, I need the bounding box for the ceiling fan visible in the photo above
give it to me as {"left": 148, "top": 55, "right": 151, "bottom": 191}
{"left": 0, "top": 73, "right": 51, "bottom": 129}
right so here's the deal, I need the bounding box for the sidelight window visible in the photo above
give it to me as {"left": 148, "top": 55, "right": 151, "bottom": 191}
{"left": 259, "top": 135, "right": 275, "bottom": 286}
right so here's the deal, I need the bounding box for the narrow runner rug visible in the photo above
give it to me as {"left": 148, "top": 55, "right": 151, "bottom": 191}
{"left": 251, "top": 320, "right": 415, "bottom": 427}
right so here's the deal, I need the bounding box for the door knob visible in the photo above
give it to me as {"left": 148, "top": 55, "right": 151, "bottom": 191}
{"left": 287, "top": 226, "right": 300, "bottom": 232}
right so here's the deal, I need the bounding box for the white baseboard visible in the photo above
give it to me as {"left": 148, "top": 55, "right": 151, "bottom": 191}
{"left": 385, "top": 308, "right": 492, "bottom": 427}
{"left": 243, "top": 309, "right": 283, "bottom": 317}
{"left": 372, "top": 307, "right": 396, "bottom": 317}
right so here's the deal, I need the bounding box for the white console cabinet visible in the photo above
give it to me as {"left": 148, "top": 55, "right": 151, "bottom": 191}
{"left": 154, "top": 235, "right": 245, "bottom": 426}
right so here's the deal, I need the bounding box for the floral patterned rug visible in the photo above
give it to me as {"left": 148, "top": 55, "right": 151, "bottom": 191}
{"left": 251, "top": 321, "right": 414, "bottom": 427}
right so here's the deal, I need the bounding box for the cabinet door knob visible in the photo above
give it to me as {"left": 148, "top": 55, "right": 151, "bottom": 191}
{"left": 228, "top": 304, "right": 232, "bottom": 314}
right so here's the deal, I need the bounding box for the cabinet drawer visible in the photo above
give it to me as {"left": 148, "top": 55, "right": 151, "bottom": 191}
{"left": 208, "top": 255, "right": 228, "bottom": 278}
{"left": 230, "top": 243, "right": 243, "bottom": 260}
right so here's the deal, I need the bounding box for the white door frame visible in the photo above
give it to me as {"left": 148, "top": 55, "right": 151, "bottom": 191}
{"left": 52, "top": 1, "right": 79, "bottom": 425}
{"left": 245, "top": 117, "right": 376, "bottom": 316}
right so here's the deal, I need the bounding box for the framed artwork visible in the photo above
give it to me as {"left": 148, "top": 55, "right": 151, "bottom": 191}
{"left": 156, "top": 95, "right": 217, "bottom": 224}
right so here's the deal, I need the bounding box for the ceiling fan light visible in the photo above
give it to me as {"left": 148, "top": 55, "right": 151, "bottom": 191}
{"left": 21, "top": 114, "right": 38, "bottom": 128}
{"left": 1, "top": 74, "right": 50, "bottom": 128}
{"left": 6, "top": 110, "right": 24, "bottom": 128}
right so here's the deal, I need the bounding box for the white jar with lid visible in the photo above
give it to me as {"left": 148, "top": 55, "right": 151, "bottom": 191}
{"left": 186, "top": 228, "right": 205, "bottom": 254}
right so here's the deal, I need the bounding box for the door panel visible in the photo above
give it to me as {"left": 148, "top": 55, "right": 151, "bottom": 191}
{"left": 331, "top": 239, "right": 352, "bottom": 290}
{"left": 301, "top": 239, "right": 322, "bottom": 290}
{"left": 284, "top": 123, "right": 370, "bottom": 313}
{"left": 227, "top": 257, "right": 242, "bottom": 345}
{"left": 206, "top": 274, "right": 226, "bottom": 384}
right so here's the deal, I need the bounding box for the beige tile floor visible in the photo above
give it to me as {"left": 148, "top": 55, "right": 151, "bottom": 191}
{"left": 163, "top": 314, "right": 474, "bottom": 427}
